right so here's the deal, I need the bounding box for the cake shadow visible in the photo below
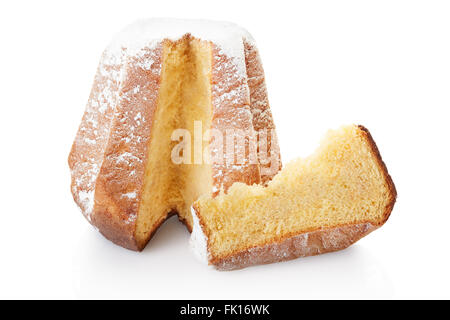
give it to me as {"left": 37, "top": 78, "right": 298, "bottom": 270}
{"left": 141, "top": 214, "right": 191, "bottom": 252}
{"left": 219, "top": 245, "right": 395, "bottom": 299}
{"left": 73, "top": 222, "right": 394, "bottom": 299}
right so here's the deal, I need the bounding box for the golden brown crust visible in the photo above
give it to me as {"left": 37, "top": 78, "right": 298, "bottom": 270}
{"left": 243, "top": 40, "right": 282, "bottom": 183}
{"left": 69, "top": 35, "right": 281, "bottom": 251}
{"left": 197, "top": 125, "right": 397, "bottom": 270}
{"left": 209, "top": 43, "right": 261, "bottom": 193}
{"left": 213, "top": 223, "right": 378, "bottom": 271}
{"left": 92, "top": 44, "right": 164, "bottom": 251}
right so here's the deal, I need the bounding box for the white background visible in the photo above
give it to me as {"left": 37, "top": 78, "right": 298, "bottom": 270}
{"left": 1, "top": 0, "right": 449, "bottom": 299}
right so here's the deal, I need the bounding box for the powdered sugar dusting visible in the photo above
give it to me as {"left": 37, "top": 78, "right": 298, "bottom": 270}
{"left": 189, "top": 207, "right": 210, "bottom": 264}
{"left": 107, "top": 18, "right": 253, "bottom": 79}
{"left": 78, "top": 190, "right": 94, "bottom": 219}
{"left": 121, "top": 191, "right": 137, "bottom": 199}
{"left": 70, "top": 48, "right": 127, "bottom": 220}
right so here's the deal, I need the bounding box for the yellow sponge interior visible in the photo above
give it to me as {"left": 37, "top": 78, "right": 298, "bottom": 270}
{"left": 195, "top": 125, "right": 395, "bottom": 260}
{"left": 135, "top": 37, "right": 213, "bottom": 248}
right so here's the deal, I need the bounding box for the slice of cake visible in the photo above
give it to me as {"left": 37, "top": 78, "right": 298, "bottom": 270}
{"left": 191, "top": 125, "right": 397, "bottom": 270}
{"left": 68, "top": 19, "right": 281, "bottom": 251}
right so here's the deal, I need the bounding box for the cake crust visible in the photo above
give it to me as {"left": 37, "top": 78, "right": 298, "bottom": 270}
{"left": 212, "top": 223, "right": 378, "bottom": 271}
{"left": 244, "top": 40, "right": 281, "bottom": 183}
{"left": 192, "top": 125, "right": 397, "bottom": 270}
